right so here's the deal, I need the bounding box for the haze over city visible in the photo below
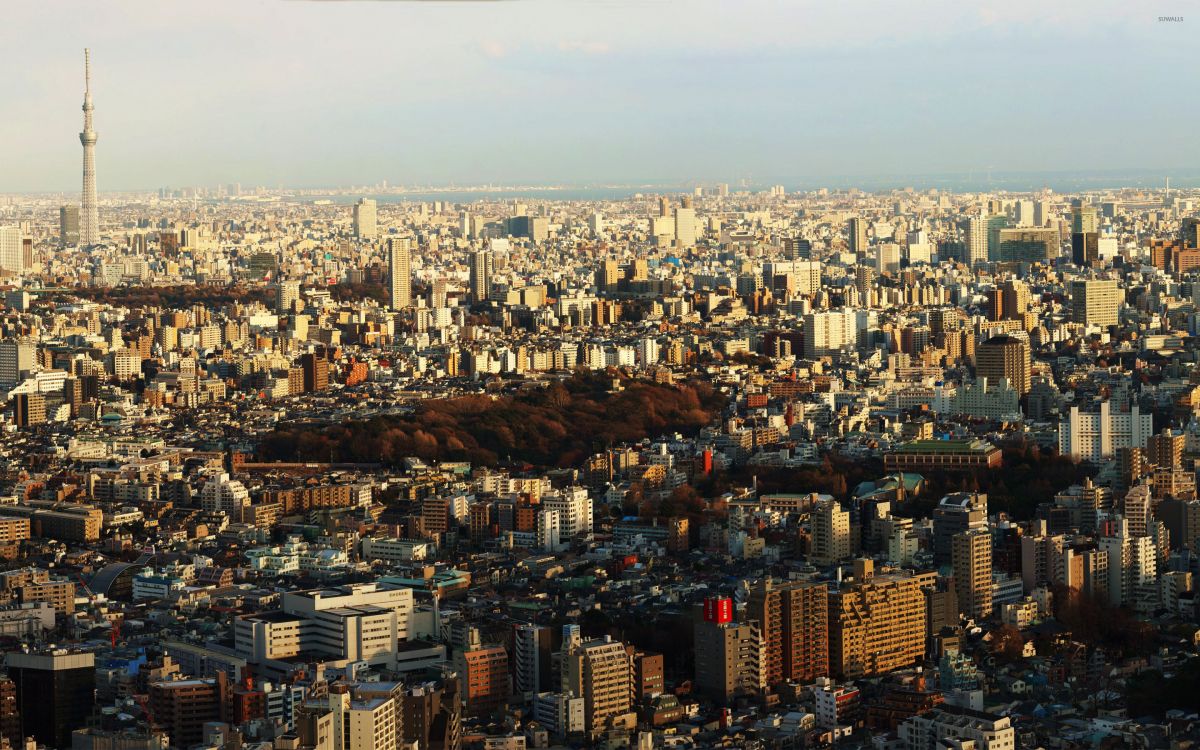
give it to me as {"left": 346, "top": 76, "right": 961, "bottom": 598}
{"left": 3, "top": 0, "right": 1197, "bottom": 192}
{"left": 3, "top": 3, "right": 1200, "bottom": 750}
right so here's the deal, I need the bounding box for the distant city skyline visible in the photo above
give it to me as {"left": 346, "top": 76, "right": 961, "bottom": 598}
{"left": 2, "top": 0, "right": 1194, "bottom": 192}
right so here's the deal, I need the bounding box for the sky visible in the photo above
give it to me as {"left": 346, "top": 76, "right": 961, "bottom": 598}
{"left": 2, "top": 0, "right": 1197, "bottom": 192}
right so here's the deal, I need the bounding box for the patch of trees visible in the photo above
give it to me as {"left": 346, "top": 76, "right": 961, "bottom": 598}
{"left": 68, "top": 284, "right": 273, "bottom": 309}
{"left": 257, "top": 372, "right": 726, "bottom": 468}
{"left": 1125, "top": 659, "right": 1200, "bottom": 718}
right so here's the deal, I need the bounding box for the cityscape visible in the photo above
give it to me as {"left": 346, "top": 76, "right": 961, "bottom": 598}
{"left": 1, "top": 2, "right": 1199, "bottom": 750}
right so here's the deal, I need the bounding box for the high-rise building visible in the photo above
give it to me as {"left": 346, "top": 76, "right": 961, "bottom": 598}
{"left": 59, "top": 205, "right": 80, "bottom": 248}
{"left": 353, "top": 198, "right": 377, "bottom": 239}
{"left": 848, "top": 217, "right": 868, "bottom": 253}
{"left": 810, "top": 499, "right": 852, "bottom": 566}
{"left": 964, "top": 216, "right": 987, "bottom": 267}
{"left": 1071, "top": 232, "right": 1099, "bottom": 266}
{"left": 828, "top": 568, "right": 933, "bottom": 679}
{"left": 79, "top": 49, "right": 100, "bottom": 246}
{"left": 746, "top": 579, "right": 828, "bottom": 686}
{"left": 693, "top": 604, "right": 764, "bottom": 703}
{"left": 951, "top": 528, "right": 993, "bottom": 619}
{"left": 0, "top": 338, "right": 36, "bottom": 389}
{"left": 974, "top": 334, "right": 1030, "bottom": 395}
{"left": 995, "top": 228, "right": 1059, "bottom": 262}
{"left": 1071, "top": 202, "right": 1099, "bottom": 234}
{"left": 1068, "top": 278, "right": 1119, "bottom": 327}
{"left": 563, "top": 638, "right": 634, "bottom": 733}
{"left": 457, "top": 645, "right": 509, "bottom": 716}
{"left": 275, "top": 279, "right": 301, "bottom": 315}
{"left": 469, "top": 249, "right": 492, "bottom": 304}
{"left": 1059, "top": 402, "right": 1154, "bottom": 462}
{"left": 13, "top": 393, "right": 46, "bottom": 428}
{"left": 149, "top": 671, "right": 231, "bottom": 748}
{"left": 0, "top": 227, "right": 26, "bottom": 276}
{"left": 932, "top": 493, "right": 988, "bottom": 566}
{"left": 301, "top": 351, "right": 329, "bottom": 392}
{"left": 7, "top": 650, "right": 96, "bottom": 749}
{"left": 674, "top": 205, "right": 697, "bottom": 246}
{"left": 513, "top": 624, "right": 553, "bottom": 697}
{"left": 389, "top": 237, "right": 412, "bottom": 310}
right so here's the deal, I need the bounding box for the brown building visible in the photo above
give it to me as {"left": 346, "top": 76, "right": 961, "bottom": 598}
{"left": 693, "top": 619, "right": 764, "bottom": 703}
{"left": 974, "top": 334, "right": 1030, "bottom": 394}
{"left": 0, "top": 567, "right": 75, "bottom": 615}
{"left": 149, "top": 672, "right": 231, "bottom": 749}
{"left": 0, "top": 517, "right": 29, "bottom": 546}
{"left": 458, "top": 646, "right": 509, "bottom": 716}
{"left": 884, "top": 439, "right": 1002, "bottom": 473}
{"left": 300, "top": 352, "right": 329, "bottom": 392}
{"left": 12, "top": 393, "right": 45, "bottom": 428}
{"left": 630, "top": 649, "right": 663, "bottom": 700}
{"left": 746, "top": 578, "right": 828, "bottom": 687}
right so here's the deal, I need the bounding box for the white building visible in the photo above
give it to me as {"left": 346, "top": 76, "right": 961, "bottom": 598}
{"left": 899, "top": 706, "right": 1015, "bottom": 750}
{"left": 1059, "top": 402, "right": 1154, "bottom": 461}
{"left": 235, "top": 582, "right": 414, "bottom": 671}
{"left": 199, "top": 473, "right": 250, "bottom": 516}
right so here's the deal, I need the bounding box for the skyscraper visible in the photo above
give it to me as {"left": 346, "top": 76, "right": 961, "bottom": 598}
{"left": 353, "top": 198, "right": 377, "bottom": 239}
{"left": 389, "top": 237, "right": 412, "bottom": 310}
{"left": 964, "top": 216, "right": 986, "bottom": 267}
{"left": 848, "top": 217, "right": 868, "bottom": 254}
{"left": 59, "top": 205, "right": 80, "bottom": 248}
{"left": 79, "top": 49, "right": 100, "bottom": 246}
{"left": 469, "top": 249, "right": 492, "bottom": 304}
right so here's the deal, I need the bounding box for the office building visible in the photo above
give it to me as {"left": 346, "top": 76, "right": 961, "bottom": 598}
{"left": 275, "top": 279, "right": 301, "bottom": 315}
{"left": 469, "top": 249, "right": 492, "bottom": 304}
{"left": 353, "top": 198, "right": 377, "bottom": 239}
{"left": 848, "top": 217, "right": 868, "bottom": 253}
{"left": 7, "top": 650, "right": 96, "bottom": 748}
{"left": 59, "top": 205, "right": 80, "bottom": 248}
{"left": 389, "top": 236, "right": 413, "bottom": 310}
{"left": 0, "top": 339, "right": 35, "bottom": 390}
{"left": 746, "top": 579, "right": 828, "bottom": 686}
{"left": 974, "top": 334, "right": 1030, "bottom": 394}
{"left": 13, "top": 393, "right": 46, "bottom": 428}
{"left": 1068, "top": 278, "right": 1119, "bottom": 327}
{"left": 995, "top": 228, "right": 1059, "bottom": 262}
{"left": 1071, "top": 232, "right": 1099, "bottom": 266}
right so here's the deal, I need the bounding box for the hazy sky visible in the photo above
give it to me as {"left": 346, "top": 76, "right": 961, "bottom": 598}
{"left": 3, "top": 0, "right": 1196, "bottom": 191}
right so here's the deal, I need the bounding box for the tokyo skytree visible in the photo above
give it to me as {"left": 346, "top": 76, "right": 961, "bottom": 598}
{"left": 79, "top": 48, "right": 99, "bottom": 246}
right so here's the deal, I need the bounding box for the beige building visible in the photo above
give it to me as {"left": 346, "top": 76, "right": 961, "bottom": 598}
{"left": 952, "top": 528, "right": 993, "bottom": 619}
{"left": 829, "top": 568, "right": 934, "bottom": 678}
{"left": 564, "top": 639, "right": 635, "bottom": 734}
{"left": 1069, "top": 278, "right": 1119, "bottom": 327}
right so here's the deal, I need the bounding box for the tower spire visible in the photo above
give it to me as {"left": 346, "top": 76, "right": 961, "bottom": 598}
{"left": 79, "top": 48, "right": 99, "bottom": 246}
